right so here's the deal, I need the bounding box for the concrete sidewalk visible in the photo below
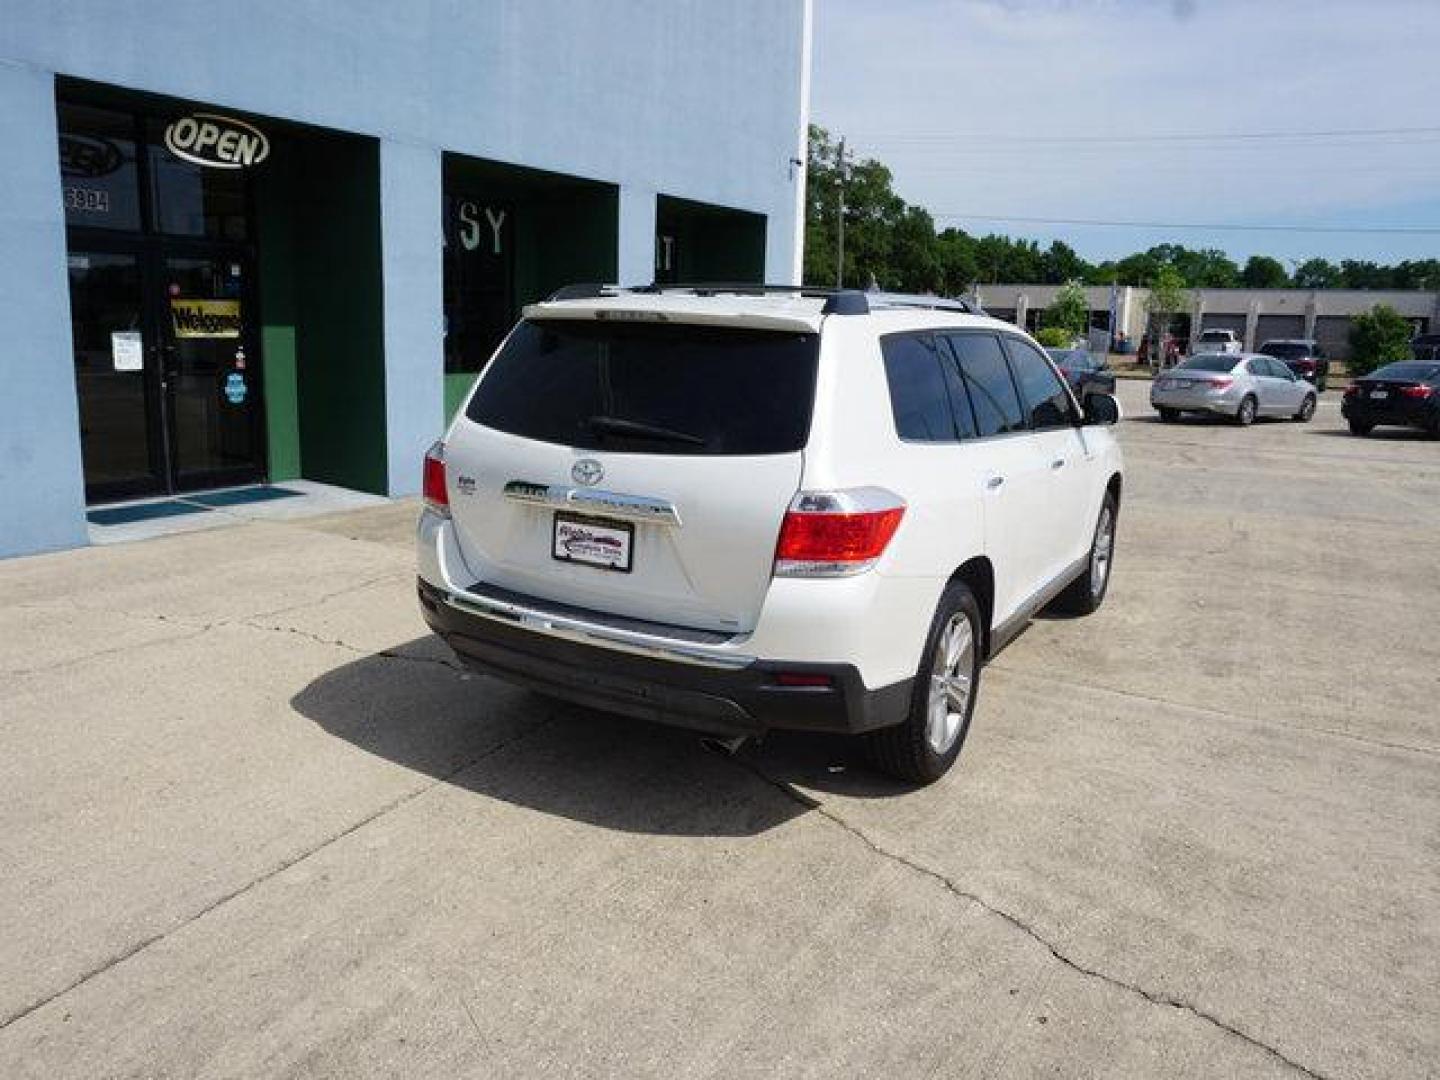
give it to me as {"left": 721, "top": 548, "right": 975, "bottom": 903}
{"left": 1, "top": 383, "right": 1437, "bottom": 1078}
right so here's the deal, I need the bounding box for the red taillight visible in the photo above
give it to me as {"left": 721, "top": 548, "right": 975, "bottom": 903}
{"left": 1400, "top": 384, "right": 1434, "bottom": 399}
{"left": 774, "top": 489, "right": 906, "bottom": 578}
{"left": 423, "top": 441, "right": 449, "bottom": 515}
{"left": 1296, "top": 360, "right": 1316, "bottom": 373}
{"left": 1210, "top": 376, "right": 1234, "bottom": 390}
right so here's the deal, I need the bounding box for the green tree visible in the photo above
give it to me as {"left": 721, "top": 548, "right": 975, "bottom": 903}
{"left": 1145, "top": 266, "right": 1190, "bottom": 359}
{"left": 1340, "top": 260, "right": 1391, "bottom": 289}
{"left": 1035, "top": 327, "right": 1072, "bottom": 348}
{"left": 1044, "top": 279, "right": 1090, "bottom": 337}
{"left": 1041, "top": 241, "right": 1090, "bottom": 284}
{"left": 1347, "top": 304, "right": 1412, "bottom": 377}
{"left": 1241, "top": 255, "right": 1289, "bottom": 288}
{"left": 1294, "top": 258, "right": 1342, "bottom": 289}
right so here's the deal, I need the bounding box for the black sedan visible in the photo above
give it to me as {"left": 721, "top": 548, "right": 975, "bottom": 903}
{"left": 1046, "top": 349, "right": 1117, "bottom": 404}
{"left": 1342, "top": 361, "right": 1440, "bottom": 437}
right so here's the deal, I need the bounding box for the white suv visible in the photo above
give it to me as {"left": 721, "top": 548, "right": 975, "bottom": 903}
{"left": 417, "top": 285, "right": 1123, "bottom": 783}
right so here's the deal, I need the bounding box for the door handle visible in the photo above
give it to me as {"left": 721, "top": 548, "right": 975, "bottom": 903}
{"left": 1051, "top": 458, "right": 1066, "bottom": 470}
{"left": 986, "top": 476, "right": 1005, "bottom": 490}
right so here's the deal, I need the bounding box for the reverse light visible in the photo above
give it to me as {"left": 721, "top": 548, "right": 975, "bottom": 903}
{"left": 774, "top": 488, "right": 906, "bottom": 578}
{"left": 423, "top": 441, "right": 450, "bottom": 516}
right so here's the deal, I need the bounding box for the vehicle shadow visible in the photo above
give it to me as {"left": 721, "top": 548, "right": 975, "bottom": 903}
{"left": 290, "top": 636, "right": 851, "bottom": 837}
{"left": 1310, "top": 427, "right": 1435, "bottom": 442}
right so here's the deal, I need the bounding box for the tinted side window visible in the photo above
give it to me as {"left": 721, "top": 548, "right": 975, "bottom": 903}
{"left": 881, "top": 334, "right": 959, "bottom": 442}
{"left": 949, "top": 333, "right": 1026, "bottom": 437}
{"left": 1003, "top": 336, "right": 1078, "bottom": 430}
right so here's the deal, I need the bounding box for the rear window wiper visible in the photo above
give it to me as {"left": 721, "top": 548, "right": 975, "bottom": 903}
{"left": 586, "top": 415, "right": 707, "bottom": 447}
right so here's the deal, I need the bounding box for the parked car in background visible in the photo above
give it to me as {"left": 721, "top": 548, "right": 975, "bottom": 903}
{"left": 1046, "top": 348, "right": 1117, "bottom": 403}
{"left": 1411, "top": 333, "right": 1440, "bottom": 363}
{"left": 1259, "top": 338, "right": 1331, "bottom": 391}
{"left": 1151, "top": 352, "right": 1317, "bottom": 425}
{"left": 1341, "top": 360, "right": 1440, "bottom": 437}
{"left": 418, "top": 284, "right": 1124, "bottom": 784}
{"left": 1191, "top": 328, "right": 1242, "bottom": 356}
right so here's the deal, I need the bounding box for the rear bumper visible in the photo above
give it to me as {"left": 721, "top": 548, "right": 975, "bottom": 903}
{"left": 1342, "top": 398, "right": 1437, "bottom": 429}
{"left": 418, "top": 578, "right": 912, "bottom": 738}
{"left": 1150, "top": 387, "right": 1241, "bottom": 415}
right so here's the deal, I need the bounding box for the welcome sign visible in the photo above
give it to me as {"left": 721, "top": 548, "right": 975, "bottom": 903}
{"left": 171, "top": 299, "right": 242, "bottom": 338}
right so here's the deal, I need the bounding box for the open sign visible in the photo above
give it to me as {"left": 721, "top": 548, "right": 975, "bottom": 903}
{"left": 163, "top": 113, "right": 269, "bottom": 170}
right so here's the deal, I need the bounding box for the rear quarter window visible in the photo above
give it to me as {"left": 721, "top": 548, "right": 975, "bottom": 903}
{"left": 465, "top": 319, "right": 819, "bottom": 455}
{"left": 881, "top": 333, "right": 976, "bottom": 441}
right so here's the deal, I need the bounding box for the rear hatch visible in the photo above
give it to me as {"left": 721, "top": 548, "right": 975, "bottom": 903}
{"left": 443, "top": 315, "right": 819, "bottom": 635}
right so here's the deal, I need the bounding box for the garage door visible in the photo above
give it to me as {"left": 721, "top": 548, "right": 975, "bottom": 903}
{"left": 1314, "top": 315, "right": 1351, "bottom": 360}
{"left": 1201, "top": 313, "right": 1247, "bottom": 336}
{"left": 1255, "top": 314, "right": 1305, "bottom": 346}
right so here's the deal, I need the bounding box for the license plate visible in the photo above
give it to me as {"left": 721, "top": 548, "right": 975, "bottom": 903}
{"left": 552, "top": 512, "right": 633, "bottom": 572}
{"left": 1173, "top": 379, "right": 1193, "bottom": 389}
{"left": 1370, "top": 390, "right": 1389, "bottom": 400}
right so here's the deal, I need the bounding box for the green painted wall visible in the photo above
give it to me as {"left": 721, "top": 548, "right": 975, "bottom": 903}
{"left": 254, "top": 131, "right": 385, "bottom": 493}
{"left": 255, "top": 162, "right": 301, "bottom": 480}
{"left": 444, "top": 372, "right": 474, "bottom": 422}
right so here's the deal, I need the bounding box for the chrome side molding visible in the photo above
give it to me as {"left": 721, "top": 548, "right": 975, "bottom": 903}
{"left": 503, "top": 481, "right": 683, "bottom": 527}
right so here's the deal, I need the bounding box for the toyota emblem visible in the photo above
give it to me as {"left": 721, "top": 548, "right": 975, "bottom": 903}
{"left": 571, "top": 458, "right": 604, "bottom": 486}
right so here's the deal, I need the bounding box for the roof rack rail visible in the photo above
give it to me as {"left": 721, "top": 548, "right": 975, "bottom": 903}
{"left": 543, "top": 282, "right": 983, "bottom": 317}
{"left": 866, "top": 292, "right": 985, "bottom": 316}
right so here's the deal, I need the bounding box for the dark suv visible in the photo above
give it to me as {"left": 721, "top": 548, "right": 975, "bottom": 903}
{"left": 1259, "top": 339, "right": 1330, "bottom": 391}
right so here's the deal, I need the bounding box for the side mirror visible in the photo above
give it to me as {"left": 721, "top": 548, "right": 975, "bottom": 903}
{"left": 1084, "top": 393, "right": 1121, "bottom": 426}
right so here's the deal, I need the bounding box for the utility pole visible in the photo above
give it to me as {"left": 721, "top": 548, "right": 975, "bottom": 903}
{"left": 835, "top": 137, "right": 846, "bottom": 288}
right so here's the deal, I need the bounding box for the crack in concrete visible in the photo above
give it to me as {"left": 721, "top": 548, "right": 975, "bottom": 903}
{"left": 0, "top": 719, "right": 549, "bottom": 1035}
{"left": 991, "top": 664, "right": 1440, "bottom": 761}
{"left": 730, "top": 757, "right": 1328, "bottom": 1080}
{"left": 237, "top": 619, "right": 468, "bottom": 675}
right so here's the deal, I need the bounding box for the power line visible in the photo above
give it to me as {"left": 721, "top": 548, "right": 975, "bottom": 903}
{"left": 847, "top": 125, "right": 1440, "bottom": 146}
{"left": 930, "top": 213, "right": 1440, "bottom": 235}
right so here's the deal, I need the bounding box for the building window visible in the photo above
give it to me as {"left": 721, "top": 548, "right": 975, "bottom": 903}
{"left": 57, "top": 104, "right": 142, "bottom": 232}
{"left": 146, "top": 119, "right": 248, "bottom": 240}
{"left": 443, "top": 194, "right": 514, "bottom": 374}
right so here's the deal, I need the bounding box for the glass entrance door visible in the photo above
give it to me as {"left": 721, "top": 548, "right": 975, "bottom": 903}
{"left": 67, "top": 247, "right": 265, "bottom": 502}
{"left": 69, "top": 249, "right": 167, "bottom": 501}
{"left": 161, "top": 254, "right": 263, "bottom": 490}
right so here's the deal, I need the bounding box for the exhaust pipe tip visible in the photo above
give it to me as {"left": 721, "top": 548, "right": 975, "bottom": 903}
{"left": 699, "top": 734, "right": 751, "bottom": 757}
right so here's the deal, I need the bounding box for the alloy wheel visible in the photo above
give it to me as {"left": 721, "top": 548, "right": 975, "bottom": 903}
{"left": 1091, "top": 505, "right": 1115, "bottom": 598}
{"left": 925, "top": 614, "right": 975, "bottom": 755}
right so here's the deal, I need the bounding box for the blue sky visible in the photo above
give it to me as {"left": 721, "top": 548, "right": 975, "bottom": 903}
{"left": 810, "top": 0, "right": 1440, "bottom": 265}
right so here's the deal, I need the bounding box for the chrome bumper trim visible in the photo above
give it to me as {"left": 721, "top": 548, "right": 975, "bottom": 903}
{"left": 439, "top": 586, "right": 753, "bottom": 670}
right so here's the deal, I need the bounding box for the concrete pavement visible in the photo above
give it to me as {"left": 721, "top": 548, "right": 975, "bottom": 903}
{"left": 1, "top": 382, "right": 1436, "bottom": 1078}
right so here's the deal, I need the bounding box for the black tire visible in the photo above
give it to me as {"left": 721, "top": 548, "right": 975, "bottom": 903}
{"left": 1051, "top": 490, "right": 1119, "bottom": 617}
{"left": 1348, "top": 420, "right": 1372, "bottom": 436}
{"left": 1294, "top": 394, "right": 1316, "bottom": 422}
{"left": 1235, "top": 395, "right": 1258, "bottom": 426}
{"left": 1157, "top": 406, "right": 1179, "bottom": 422}
{"left": 866, "top": 581, "right": 983, "bottom": 785}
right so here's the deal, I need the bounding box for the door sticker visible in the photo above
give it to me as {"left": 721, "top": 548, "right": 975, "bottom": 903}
{"left": 171, "top": 299, "right": 242, "bottom": 338}
{"left": 111, "top": 331, "right": 143, "bottom": 372}
{"left": 224, "top": 372, "right": 248, "bottom": 405}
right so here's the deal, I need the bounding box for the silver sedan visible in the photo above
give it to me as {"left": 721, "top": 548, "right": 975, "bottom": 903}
{"left": 1151, "top": 352, "right": 1318, "bottom": 426}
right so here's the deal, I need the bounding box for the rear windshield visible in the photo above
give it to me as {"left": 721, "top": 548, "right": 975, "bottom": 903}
{"left": 1370, "top": 362, "right": 1440, "bottom": 382}
{"left": 1178, "top": 354, "right": 1239, "bottom": 372}
{"left": 1259, "top": 342, "right": 1309, "bottom": 359}
{"left": 465, "top": 319, "right": 819, "bottom": 455}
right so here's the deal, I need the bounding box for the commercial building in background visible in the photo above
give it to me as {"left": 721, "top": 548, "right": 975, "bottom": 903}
{"left": 0, "top": 1, "right": 813, "bottom": 558}
{"left": 977, "top": 283, "right": 1440, "bottom": 357}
